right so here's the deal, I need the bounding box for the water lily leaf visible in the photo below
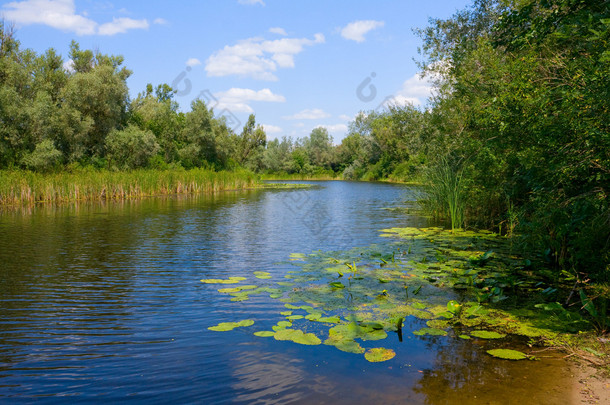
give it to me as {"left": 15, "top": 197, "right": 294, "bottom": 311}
{"left": 274, "top": 329, "right": 321, "bottom": 345}
{"left": 329, "top": 282, "right": 345, "bottom": 289}
{"left": 411, "top": 302, "right": 427, "bottom": 310}
{"left": 487, "top": 349, "right": 528, "bottom": 360}
{"left": 332, "top": 340, "right": 365, "bottom": 354}
{"left": 277, "top": 282, "right": 295, "bottom": 287}
{"left": 458, "top": 334, "right": 471, "bottom": 340}
{"left": 426, "top": 320, "right": 449, "bottom": 329}
{"left": 316, "top": 316, "right": 341, "bottom": 323}
{"left": 254, "top": 271, "right": 272, "bottom": 279}
{"left": 201, "top": 277, "right": 247, "bottom": 284}
{"left": 284, "top": 304, "right": 301, "bottom": 310}
{"left": 217, "top": 285, "right": 257, "bottom": 293}
{"left": 270, "top": 293, "right": 283, "bottom": 299}
{"left": 254, "top": 331, "right": 275, "bottom": 337}
{"left": 470, "top": 330, "right": 506, "bottom": 339}
{"left": 280, "top": 311, "right": 293, "bottom": 316}
{"left": 364, "top": 348, "right": 396, "bottom": 363}
{"left": 413, "top": 328, "right": 448, "bottom": 336}
{"left": 287, "top": 315, "right": 304, "bottom": 320}
{"left": 208, "top": 319, "right": 254, "bottom": 331}
{"left": 290, "top": 253, "right": 307, "bottom": 261}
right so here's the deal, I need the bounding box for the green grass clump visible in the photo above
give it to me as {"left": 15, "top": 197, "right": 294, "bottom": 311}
{"left": 0, "top": 168, "right": 258, "bottom": 206}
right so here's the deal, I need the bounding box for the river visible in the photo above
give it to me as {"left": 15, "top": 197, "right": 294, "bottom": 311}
{"left": 0, "top": 181, "right": 575, "bottom": 403}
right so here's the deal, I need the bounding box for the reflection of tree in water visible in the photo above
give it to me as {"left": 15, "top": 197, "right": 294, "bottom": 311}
{"left": 412, "top": 336, "right": 573, "bottom": 405}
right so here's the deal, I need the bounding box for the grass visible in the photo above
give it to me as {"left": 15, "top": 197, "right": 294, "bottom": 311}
{"left": 0, "top": 168, "right": 258, "bottom": 206}
{"left": 259, "top": 171, "right": 341, "bottom": 181}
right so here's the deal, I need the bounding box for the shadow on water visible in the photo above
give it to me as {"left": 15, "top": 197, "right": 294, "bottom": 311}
{"left": 0, "top": 182, "right": 578, "bottom": 403}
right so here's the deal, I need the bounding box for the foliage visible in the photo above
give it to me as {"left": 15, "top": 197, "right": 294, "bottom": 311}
{"left": 105, "top": 125, "right": 160, "bottom": 170}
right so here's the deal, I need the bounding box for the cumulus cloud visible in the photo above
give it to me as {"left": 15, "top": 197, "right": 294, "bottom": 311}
{"left": 379, "top": 72, "right": 435, "bottom": 108}
{"left": 98, "top": 17, "right": 148, "bottom": 36}
{"left": 205, "top": 33, "right": 325, "bottom": 81}
{"left": 1, "top": 0, "right": 149, "bottom": 36}
{"left": 340, "top": 20, "right": 384, "bottom": 43}
{"left": 213, "top": 88, "right": 286, "bottom": 113}
{"left": 269, "top": 27, "right": 287, "bottom": 36}
{"left": 283, "top": 108, "right": 330, "bottom": 120}
{"left": 262, "top": 124, "right": 282, "bottom": 134}
{"left": 186, "top": 58, "right": 202, "bottom": 67}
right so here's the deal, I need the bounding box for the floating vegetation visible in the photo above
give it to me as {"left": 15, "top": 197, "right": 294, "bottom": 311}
{"left": 470, "top": 330, "right": 506, "bottom": 339}
{"left": 201, "top": 277, "right": 247, "bottom": 284}
{"left": 253, "top": 331, "right": 275, "bottom": 337}
{"left": 206, "top": 226, "right": 589, "bottom": 363}
{"left": 486, "top": 349, "right": 529, "bottom": 360}
{"left": 254, "top": 271, "right": 272, "bottom": 279}
{"left": 208, "top": 320, "right": 254, "bottom": 331}
{"left": 274, "top": 329, "right": 322, "bottom": 345}
{"left": 364, "top": 348, "right": 396, "bottom": 363}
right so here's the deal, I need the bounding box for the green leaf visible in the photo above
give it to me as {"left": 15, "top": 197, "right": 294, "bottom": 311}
{"left": 253, "top": 331, "right": 275, "bottom": 337}
{"left": 470, "top": 330, "right": 506, "bottom": 339}
{"left": 274, "top": 329, "right": 321, "bottom": 345}
{"left": 487, "top": 349, "right": 528, "bottom": 360}
{"left": 364, "top": 348, "right": 396, "bottom": 362}
{"left": 254, "top": 271, "right": 272, "bottom": 279}
{"left": 329, "top": 281, "right": 345, "bottom": 289}
{"left": 413, "top": 328, "right": 448, "bottom": 336}
{"left": 208, "top": 319, "right": 254, "bottom": 331}
{"left": 201, "top": 276, "right": 247, "bottom": 284}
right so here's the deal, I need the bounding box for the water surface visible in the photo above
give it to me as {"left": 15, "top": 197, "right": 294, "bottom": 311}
{"left": 0, "top": 181, "right": 574, "bottom": 403}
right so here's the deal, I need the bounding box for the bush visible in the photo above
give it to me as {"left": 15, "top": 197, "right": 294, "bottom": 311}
{"left": 21, "top": 140, "right": 63, "bottom": 172}
{"left": 105, "top": 125, "right": 160, "bottom": 170}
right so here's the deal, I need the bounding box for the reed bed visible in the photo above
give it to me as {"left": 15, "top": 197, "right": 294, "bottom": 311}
{"left": 0, "top": 168, "right": 258, "bottom": 206}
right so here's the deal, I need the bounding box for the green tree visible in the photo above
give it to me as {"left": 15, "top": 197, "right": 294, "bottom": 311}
{"left": 105, "top": 125, "right": 160, "bottom": 170}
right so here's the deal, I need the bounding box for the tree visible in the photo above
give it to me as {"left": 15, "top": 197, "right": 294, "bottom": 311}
{"left": 105, "top": 125, "right": 159, "bottom": 170}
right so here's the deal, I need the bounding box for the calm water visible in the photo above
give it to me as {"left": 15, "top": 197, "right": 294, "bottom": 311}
{"left": 0, "top": 181, "right": 574, "bottom": 403}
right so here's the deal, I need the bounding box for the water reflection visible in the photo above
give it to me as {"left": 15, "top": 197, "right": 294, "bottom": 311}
{"left": 0, "top": 183, "right": 576, "bottom": 402}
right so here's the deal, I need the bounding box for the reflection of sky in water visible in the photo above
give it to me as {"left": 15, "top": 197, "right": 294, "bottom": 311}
{"left": 0, "top": 182, "right": 576, "bottom": 403}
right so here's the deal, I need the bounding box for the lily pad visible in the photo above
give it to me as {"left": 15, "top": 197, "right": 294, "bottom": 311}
{"left": 254, "top": 271, "right": 272, "bottom": 279}
{"left": 218, "top": 285, "right": 257, "bottom": 293}
{"left": 413, "top": 328, "right": 448, "bottom": 336}
{"left": 458, "top": 334, "right": 471, "bottom": 340}
{"left": 329, "top": 282, "right": 345, "bottom": 289}
{"left": 487, "top": 349, "right": 528, "bottom": 360}
{"left": 208, "top": 319, "right": 254, "bottom": 331}
{"left": 470, "top": 330, "right": 506, "bottom": 339}
{"left": 287, "top": 315, "right": 304, "bottom": 320}
{"left": 274, "top": 329, "right": 321, "bottom": 345}
{"left": 254, "top": 331, "right": 275, "bottom": 337}
{"left": 364, "top": 348, "right": 396, "bottom": 363}
{"left": 201, "top": 277, "right": 247, "bottom": 284}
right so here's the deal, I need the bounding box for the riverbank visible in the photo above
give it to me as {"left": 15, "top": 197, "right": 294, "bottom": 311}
{"left": 0, "top": 168, "right": 258, "bottom": 206}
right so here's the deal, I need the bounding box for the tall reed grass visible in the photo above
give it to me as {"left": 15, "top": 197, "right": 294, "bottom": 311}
{"left": 421, "top": 157, "right": 466, "bottom": 230}
{"left": 0, "top": 168, "right": 258, "bottom": 206}
{"left": 259, "top": 172, "right": 341, "bottom": 181}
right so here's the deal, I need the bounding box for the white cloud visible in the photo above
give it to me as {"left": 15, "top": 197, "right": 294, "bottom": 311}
{"left": 283, "top": 108, "right": 330, "bottom": 120}
{"left": 98, "top": 17, "right": 148, "bottom": 36}
{"left": 153, "top": 18, "right": 168, "bottom": 25}
{"left": 205, "top": 33, "right": 325, "bottom": 81}
{"left": 262, "top": 124, "right": 282, "bottom": 134}
{"left": 238, "top": 0, "right": 264, "bottom": 5}
{"left": 321, "top": 124, "right": 348, "bottom": 133}
{"left": 213, "top": 88, "right": 285, "bottom": 113}
{"left": 340, "top": 20, "right": 384, "bottom": 43}
{"left": 1, "top": 0, "right": 149, "bottom": 36}
{"left": 338, "top": 114, "right": 352, "bottom": 121}
{"left": 186, "top": 58, "right": 202, "bottom": 67}
{"left": 63, "top": 58, "right": 74, "bottom": 73}
{"left": 269, "top": 27, "right": 287, "bottom": 36}
{"left": 2, "top": 0, "right": 96, "bottom": 35}
{"left": 380, "top": 72, "right": 435, "bottom": 108}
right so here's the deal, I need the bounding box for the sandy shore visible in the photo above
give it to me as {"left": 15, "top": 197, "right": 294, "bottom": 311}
{"left": 571, "top": 361, "right": 610, "bottom": 404}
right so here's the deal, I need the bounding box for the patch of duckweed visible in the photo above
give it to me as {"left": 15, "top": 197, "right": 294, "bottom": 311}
{"left": 413, "top": 328, "right": 448, "bottom": 336}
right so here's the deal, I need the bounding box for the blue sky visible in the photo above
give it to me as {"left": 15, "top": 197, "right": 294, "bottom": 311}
{"left": 1, "top": 0, "right": 472, "bottom": 142}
